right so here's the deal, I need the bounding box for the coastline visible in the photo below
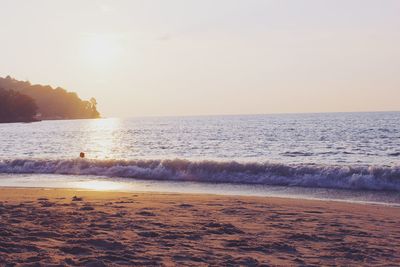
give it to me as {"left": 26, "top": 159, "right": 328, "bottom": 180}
{"left": 0, "top": 118, "right": 41, "bottom": 124}
{"left": 1, "top": 173, "right": 399, "bottom": 207}
{"left": 0, "top": 187, "right": 399, "bottom": 265}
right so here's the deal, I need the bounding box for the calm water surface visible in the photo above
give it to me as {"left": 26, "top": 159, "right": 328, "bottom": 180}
{"left": 1, "top": 112, "right": 399, "bottom": 165}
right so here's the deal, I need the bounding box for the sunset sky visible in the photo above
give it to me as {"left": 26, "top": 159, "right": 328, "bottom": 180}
{"left": 1, "top": 0, "right": 399, "bottom": 117}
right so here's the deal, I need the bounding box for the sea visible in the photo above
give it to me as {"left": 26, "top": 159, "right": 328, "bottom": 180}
{"left": 0, "top": 112, "right": 399, "bottom": 205}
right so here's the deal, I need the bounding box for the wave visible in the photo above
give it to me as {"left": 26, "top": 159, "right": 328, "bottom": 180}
{"left": 0, "top": 158, "right": 399, "bottom": 192}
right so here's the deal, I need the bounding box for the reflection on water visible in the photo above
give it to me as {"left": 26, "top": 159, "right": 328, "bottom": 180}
{"left": 71, "top": 180, "right": 127, "bottom": 191}
{"left": 82, "top": 118, "right": 122, "bottom": 159}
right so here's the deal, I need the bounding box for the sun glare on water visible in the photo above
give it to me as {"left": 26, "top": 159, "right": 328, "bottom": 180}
{"left": 73, "top": 180, "right": 126, "bottom": 191}
{"left": 83, "top": 118, "right": 122, "bottom": 159}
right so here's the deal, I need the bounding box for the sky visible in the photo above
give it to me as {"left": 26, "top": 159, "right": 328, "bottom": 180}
{"left": 0, "top": 0, "right": 399, "bottom": 117}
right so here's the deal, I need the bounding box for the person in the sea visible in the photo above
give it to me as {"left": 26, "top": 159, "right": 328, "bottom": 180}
{"left": 79, "top": 152, "right": 85, "bottom": 158}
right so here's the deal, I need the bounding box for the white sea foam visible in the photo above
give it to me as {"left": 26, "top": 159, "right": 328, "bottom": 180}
{"left": 0, "top": 158, "right": 399, "bottom": 192}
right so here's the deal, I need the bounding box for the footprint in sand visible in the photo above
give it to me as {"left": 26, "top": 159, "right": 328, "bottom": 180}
{"left": 72, "top": 196, "right": 83, "bottom": 202}
{"left": 80, "top": 205, "right": 95, "bottom": 211}
{"left": 136, "top": 211, "right": 156, "bottom": 216}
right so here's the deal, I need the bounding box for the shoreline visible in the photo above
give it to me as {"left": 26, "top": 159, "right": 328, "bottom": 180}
{"left": 1, "top": 172, "right": 399, "bottom": 207}
{"left": 0, "top": 187, "right": 399, "bottom": 265}
{"left": 1, "top": 184, "right": 400, "bottom": 208}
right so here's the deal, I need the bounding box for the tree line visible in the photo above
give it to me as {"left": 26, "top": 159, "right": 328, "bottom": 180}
{"left": 0, "top": 76, "right": 100, "bottom": 123}
{"left": 0, "top": 88, "right": 38, "bottom": 123}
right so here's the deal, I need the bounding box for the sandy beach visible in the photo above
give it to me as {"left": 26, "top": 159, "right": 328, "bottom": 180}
{"left": 0, "top": 187, "right": 399, "bottom": 266}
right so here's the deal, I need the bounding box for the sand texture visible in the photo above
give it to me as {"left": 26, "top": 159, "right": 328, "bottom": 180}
{"left": 0, "top": 188, "right": 399, "bottom": 266}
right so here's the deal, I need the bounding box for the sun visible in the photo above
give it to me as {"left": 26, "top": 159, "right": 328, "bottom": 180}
{"left": 81, "top": 34, "right": 121, "bottom": 66}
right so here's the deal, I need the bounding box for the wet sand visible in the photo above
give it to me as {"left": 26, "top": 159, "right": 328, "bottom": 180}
{"left": 0, "top": 188, "right": 399, "bottom": 266}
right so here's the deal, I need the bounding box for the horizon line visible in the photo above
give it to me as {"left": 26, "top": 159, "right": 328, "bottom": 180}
{"left": 103, "top": 110, "right": 400, "bottom": 119}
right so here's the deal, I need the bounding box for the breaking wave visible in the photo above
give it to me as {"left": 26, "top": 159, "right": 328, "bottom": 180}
{"left": 0, "top": 158, "right": 399, "bottom": 192}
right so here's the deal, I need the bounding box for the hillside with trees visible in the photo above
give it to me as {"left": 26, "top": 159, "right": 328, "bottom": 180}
{"left": 0, "top": 88, "right": 38, "bottom": 123}
{"left": 0, "top": 76, "right": 100, "bottom": 121}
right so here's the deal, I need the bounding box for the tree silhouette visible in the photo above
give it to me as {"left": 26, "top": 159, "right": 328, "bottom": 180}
{"left": 0, "top": 76, "right": 100, "bottom": 120}
{"left": 0, "top": 88, "right": 38, "bottom": 123}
